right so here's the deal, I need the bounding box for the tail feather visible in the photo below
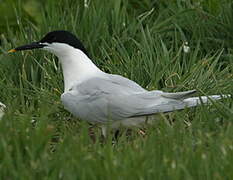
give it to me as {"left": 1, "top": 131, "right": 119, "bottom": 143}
{"left": 183, "top": 94, "right": 230, "bottom": 108}
{"left": 131, "top": 94, "right": 230, "bottom": 117}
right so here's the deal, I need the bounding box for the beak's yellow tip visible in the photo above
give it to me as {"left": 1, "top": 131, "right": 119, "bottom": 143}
{"left": 8, "top": 49, "right": 17, "bottom": 53}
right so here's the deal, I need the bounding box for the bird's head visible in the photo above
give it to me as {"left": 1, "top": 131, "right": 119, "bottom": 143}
{"left": 9, "top": 30, "right": 89, "bottom": 57}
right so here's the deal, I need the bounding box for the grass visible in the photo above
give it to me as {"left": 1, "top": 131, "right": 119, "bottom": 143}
{"left": 0, "top": 0, "right": 233, "bottom": 179}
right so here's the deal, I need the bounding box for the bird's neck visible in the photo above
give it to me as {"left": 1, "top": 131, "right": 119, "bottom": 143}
{"left": 57, "top": 49, "right": 102, "bottom": 92}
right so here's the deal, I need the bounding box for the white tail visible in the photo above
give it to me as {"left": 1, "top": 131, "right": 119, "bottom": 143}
{"left": 183, "top": 94, "right": 230, "bottom": 107}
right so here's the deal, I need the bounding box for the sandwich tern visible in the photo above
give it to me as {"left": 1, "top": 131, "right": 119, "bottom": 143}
{"left": 9, "top": 30, "right": 228, "bottom": 136}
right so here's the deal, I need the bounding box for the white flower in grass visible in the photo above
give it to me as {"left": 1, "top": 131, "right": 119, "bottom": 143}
{"left": 31, "top": 118, "right": 37, "bottom": 124}
{"left": 183, "top": 41, "right": 190, "bottom": 53}
{"left": 84, "top": 0, "right": 89, "bottom": 8}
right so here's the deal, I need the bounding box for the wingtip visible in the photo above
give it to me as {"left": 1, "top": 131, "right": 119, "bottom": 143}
{"left": 162, "top": 89, "right": 197, "bottom": 99}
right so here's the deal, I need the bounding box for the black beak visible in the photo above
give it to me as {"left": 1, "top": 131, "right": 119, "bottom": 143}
{"left": 8, "top": 42, "right": 46, "bottom": 53}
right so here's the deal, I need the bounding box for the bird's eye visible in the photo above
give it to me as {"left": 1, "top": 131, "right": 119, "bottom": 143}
{"left": 48, "top": 35, "right": 56, "bottom": 43}
{"left": 40, "top": 34, "right": 57, "bottom": 44}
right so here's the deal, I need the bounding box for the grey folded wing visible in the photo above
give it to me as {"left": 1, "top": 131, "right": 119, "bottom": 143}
{"left": 61, "top": 77, "right": 197, "bottom": 123}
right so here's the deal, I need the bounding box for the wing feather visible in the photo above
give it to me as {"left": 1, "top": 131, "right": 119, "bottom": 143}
{"left": 61, "top": 77, "right": 200, "bottom": 123}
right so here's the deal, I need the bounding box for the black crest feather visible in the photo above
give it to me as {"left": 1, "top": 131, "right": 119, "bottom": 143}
{"left": 40, "top": 30, "right": 89, "bottom": 56}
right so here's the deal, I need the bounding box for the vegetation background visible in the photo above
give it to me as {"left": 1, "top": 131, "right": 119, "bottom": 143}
{"left": 0, "top": 0, "right": 233, "bottom": 179}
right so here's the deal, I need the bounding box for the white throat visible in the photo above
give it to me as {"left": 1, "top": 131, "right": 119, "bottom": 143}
{"left": 45, "top": 43, "right": 103, "bottom": 92}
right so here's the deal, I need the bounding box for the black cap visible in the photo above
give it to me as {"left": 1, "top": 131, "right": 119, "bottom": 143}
{"left": 9, "top": 30, "right": 89, "bottom": 57}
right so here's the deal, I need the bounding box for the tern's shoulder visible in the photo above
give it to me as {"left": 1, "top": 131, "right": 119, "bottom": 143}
{"left": 69, "top": 74, "right": 146, "bottom": 96}
{"left": 106, "top": 74, "right": 146, "bottom": 92}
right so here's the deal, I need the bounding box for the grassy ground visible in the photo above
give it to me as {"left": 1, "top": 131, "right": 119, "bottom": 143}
{"left": 1, "top": 0, "right": 233, "bottom": 179}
